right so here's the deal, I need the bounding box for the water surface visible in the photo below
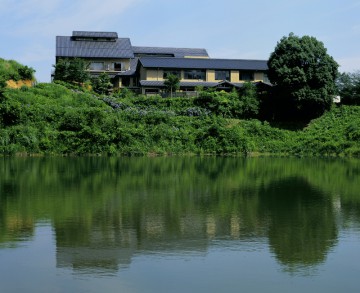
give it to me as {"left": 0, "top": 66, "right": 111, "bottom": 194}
{"left": 0, "top": 157, "right": 359, "bottom": 292}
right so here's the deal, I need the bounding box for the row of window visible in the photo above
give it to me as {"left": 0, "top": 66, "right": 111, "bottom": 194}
{"left": 89, "top": 62, "right": 122, "bottom": 71}
{"left": 163, "top": 69, "right": 261, "bottom": 81}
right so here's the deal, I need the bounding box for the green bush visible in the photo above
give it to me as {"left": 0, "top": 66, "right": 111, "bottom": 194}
{"left": 0, "top": 58, "right": 35, "bottom": 81}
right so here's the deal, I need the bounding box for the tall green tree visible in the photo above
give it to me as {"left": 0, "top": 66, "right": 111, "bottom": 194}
{"left": 238, "top": 82, "right": 259, "bottom": 119}
{"left": 164, "top": 74, "right": 180, "bottom": 97}
{"left": 268, "top": 33, "right": 339, "bottom": 120}
{"left": 92, "top": 72, "right": 113, "bottom": 95}
{"left": 53, "top": 58, "right": 90, "bottom": 84}
{"left": 336, "top": 71, "right": 360, "bottom": 105}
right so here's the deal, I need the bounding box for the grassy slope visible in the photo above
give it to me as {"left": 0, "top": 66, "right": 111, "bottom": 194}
{"left": 0, "top": 58, "right": 35, "bottom": 83}
{"left": 1, "top": 82, "right": 360, "bottom": 156}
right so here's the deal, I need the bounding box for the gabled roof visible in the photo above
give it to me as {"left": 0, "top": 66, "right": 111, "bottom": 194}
{"left": 56, "top": 35, "right": 134, "bottom": 59}
{"left": 133, "top": 46, "right": 209, "bottom": 58}
{"left": 139, "top": 57, "right": 268, "bottom": 71}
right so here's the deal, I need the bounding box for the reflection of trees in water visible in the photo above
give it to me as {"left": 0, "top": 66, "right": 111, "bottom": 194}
{"left": 0, "top": 179, "right": 34, "bottom": 246}
{"left": 0, "top": 157, "right": 359, "bottom": 271}
{"left": 259, "top": 177, "right": 338, "bottom": 269}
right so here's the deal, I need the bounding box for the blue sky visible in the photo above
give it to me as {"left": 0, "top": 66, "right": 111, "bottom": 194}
{"left": 1, "top": 0, "right": 360, "bottom": 82}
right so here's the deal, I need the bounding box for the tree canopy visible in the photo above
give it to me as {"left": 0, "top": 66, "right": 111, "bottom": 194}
{"left": 0, "top": 58, "right": 36, "bottom": 82}
{"left": 164, "top": 74, "right": 180, "bottom": 97}
{"left": 92, "top": 72, "right": 113, "bottom": 95}
{"left": 53, "top": 58, "right": 90, "bottom": 84}
{"left": 336, "top": 71, "right": 360, "bottom": 105}
{"left": 267, "top": 33, "right": 339, "bottom": 120}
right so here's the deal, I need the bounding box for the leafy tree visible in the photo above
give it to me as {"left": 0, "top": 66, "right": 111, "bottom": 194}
{"left": 336, "top": 71, "right": 360, "bottom": 105}
{"left": 0, "top": 77, "right": 6, "bottom": 93}
{"left": 237, "top": 82, "right": 259, "bottom": 118}
{"left": 164, "top": 74, "right": 180, "bottom": 97}
{"left": 92, "top": 72, "right": 113, "bottom": 95}
{"left": 194, "top": 89, "right": 231, "bottom": 117}
{"left": 53, "top": 58, "right": 90, "bottom": 84}
{"left": 18, "top": 65, "right": 36, "bottom": 80}
{"left": 268, "top": 33, "right": 339, "bottom": 120}
{"left": 0, "top": 58, "right": 35, "bottom": 82}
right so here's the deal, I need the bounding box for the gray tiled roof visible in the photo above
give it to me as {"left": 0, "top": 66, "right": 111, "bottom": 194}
{"left": 133, "top": 46, "right": 209, "bottom": 58}
{"left": 72, "top": 31, "right": 118, "bottom": 38}
{"left": 139, "top": 57, "right": 268, "bottom": 71}
{"left": 56, "top": 36, "right": 134, "bottom": 58}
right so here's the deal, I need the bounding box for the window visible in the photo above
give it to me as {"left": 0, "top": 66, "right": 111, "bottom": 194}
{"left": 240, "top": 71, "right": 254, "bottom": 81}
{"left": 184, "top": 69, "right": 206, "bottom": 80}
{"left": 163, "top": 70, "right": 181, "bottom": 79}
{"left": 215, "top": 70, "right": 230, "bottom": 81}
{"left": 114, "top": 63, "right": 122, "bottom": 71}
{"left": 90, "top": 62, "right": 104, "bottom": 71}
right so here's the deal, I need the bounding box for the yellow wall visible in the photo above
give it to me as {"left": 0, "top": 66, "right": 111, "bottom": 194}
{"left": 231, "top": 71, "right": 240, "bottom": 83}
{"left": 146, "top": 69, "right": 163, "bottom": 80}
{"left": 207, "top": 70, "right": 215, "bottom": 82}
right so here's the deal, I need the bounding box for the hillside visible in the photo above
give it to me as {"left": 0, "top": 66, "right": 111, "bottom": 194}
{"left": 0, "top": 58, "right": 35, "bottom": 88}
{"left": 1, "top": 81, "right": 360, "bottom": 156}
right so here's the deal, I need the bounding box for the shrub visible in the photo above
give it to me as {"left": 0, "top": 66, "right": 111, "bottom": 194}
{"left": 92, "top": 72, "right": 113, "bottom": 95}
{"left": 53, "top": 58, "right": 90, "bottom": 84}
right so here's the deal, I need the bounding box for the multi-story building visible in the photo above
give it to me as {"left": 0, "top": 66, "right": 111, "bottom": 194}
{"left": 55, "top": 31, "right": 269, "bottom": 94}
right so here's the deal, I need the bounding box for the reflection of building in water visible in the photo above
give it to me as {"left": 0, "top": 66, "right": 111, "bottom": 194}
{"left": 54, "top": 176, "right": 339, "bottom": 275}
{"left": 55, "top": 212, "right": 251, "bottom": 274}
{"left": 57, "top": 246, "right": 134, "bottom": 273}
{"left": 0, "top": 215, "right": 34, "bottom": 246}
{"left": 56, "top": 228, "right": 137, "bottom": 274}
{"left": 55, "top": 214, "right": 211, "bottom": 274}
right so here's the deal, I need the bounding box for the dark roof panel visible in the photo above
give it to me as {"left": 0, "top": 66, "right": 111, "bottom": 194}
{"left": 72, "top": 31, "right": 118, "bottom": 38}
{"left": 133, "top": 46, "right": 209, "bottom": 58}
{"left": 56, "top": 36, "right": 134, "bottom": 58}
{"left": 139, "top": 57, "right": 268, "bottom": 70}
{"left": 117, "top": 58, "right": 139, "bottom": 76}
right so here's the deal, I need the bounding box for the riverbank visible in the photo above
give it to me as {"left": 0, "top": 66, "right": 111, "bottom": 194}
{"left": 1, "top": 82, "right": 360, "bottom": 157}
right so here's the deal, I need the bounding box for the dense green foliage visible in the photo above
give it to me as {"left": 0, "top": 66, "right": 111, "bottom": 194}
{"left": 268, "top": 33, "right": 339, "bottom": 120}
{"left": 0, "top": 58, "right": 35, "bottom": 82}
{"left": 336, "top": 71, "right": 360, "bottom": 105}
{"left": 53, "top": 58, "right": 90, "bottom": 84}
{"left": 0, "top": 81, "right": 359, "bottom": 156}
{"left": 92, "top": 72, "right": 112, "bottom": 95}
{"left": 164, "top": 74, "right": 180, "bottom": 97}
